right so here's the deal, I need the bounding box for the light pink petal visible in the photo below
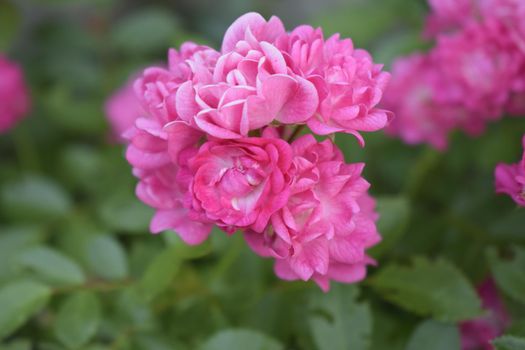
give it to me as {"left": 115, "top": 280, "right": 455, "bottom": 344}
{"left": 175, "top": 81, "right": 199, "bottom": 122}
{"left": 221, "top": 12, "right": 267, "bottom": 53}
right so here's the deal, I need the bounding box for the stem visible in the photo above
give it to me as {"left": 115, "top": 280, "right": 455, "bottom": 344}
{"left": 211, "top": 234, "right": 243, "bottom": 281}
{"left": 13, "top": 123, "right": 39, "bottom": 172}
{"left": 287, "top": 124, "right": 306, "bottom": 142}
{"left": 52, "top": 278, "right": 134, "bottom": 295}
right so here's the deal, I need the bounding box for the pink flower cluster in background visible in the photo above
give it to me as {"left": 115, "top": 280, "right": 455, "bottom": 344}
{"left": 112, "top": 13, "right": 391, "bottom": 291}
{"left": 495, "top": 135, "right": 525, "bottom": 206}
{"left": 460, "top": 278, "right": 510, "bottom": 350}
{"left": 0, "top": 54, "right": 30, "bottom": 133}
{"left": 384, "top": 0, "right": 525, "bottom": 150}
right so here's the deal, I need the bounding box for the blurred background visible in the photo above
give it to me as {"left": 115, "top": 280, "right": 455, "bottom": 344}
{"left": 1, "top": 0, "right": 525, "bottom": 349}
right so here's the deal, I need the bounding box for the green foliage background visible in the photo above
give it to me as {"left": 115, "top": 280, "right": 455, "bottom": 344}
{"left": 1, "top": 0, "right": 525, "bottom": 349}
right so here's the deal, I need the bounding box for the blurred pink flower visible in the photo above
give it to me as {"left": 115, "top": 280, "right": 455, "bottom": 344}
{"left": 460, "top": 278, "right": 510, "bottom": 350}
{"left": 424, "top": 0, "right": 475, "bottom": 37}
{"left": 105, "top": 76, "right": 144, "bottom": 142}
{"left": 188, "top": 128, "right": 293, "bottom": 233}
{"left": 383, "top": 53, "right": 461, "bottom": 150}
{"left": 385, "top": 4, "right": 525, "bottom": 150}
{"left": 495, "top": 135, "right": 525, "bottom": 206}
{"left": 276, "top": 25, "right": 392, "bottom": 145}
{"left": 0, "top": 54, "right": 30, "bottom": 133}
{"left": 244, "top": 135, "right": 380, "bottom": 291}
{"left": 433, "top": 20, "right": 522, "bottom": 124}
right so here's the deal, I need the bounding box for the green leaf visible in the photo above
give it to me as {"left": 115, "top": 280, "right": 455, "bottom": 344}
{"left": 0, "top": 226, "right": 43, "bottom": 282}
{"left": 370, "top": 196, "right": 411, "bottom": 257}
{"left": 0, "top": 175, "right": 72, "bottom": 222}
{"left": 369, "top": 257, "right": 482, "bottom": 322}
{"left": 493, "top": 335, "right": 525, "bottom": 350}
{"left": 308, "top": 284, "right": 371, "bottom": 350}
{"left": 137, "top": 246, "right": 181, "bottom": 302}
{"left": 0, "top": 280, "right": 51, "bottom": 339}
{"left": 488, "top": 247, "right": 525, "bottom": 305}
{"left": 0, "top": 339, "right": 31, "bottom": 350}
{"left": 0, "top": 1, "right": 20, "bottom": 51}
{"left": 200, "top": 329, "right": 283, "bottom": 350}
{"left": 15, "top": 246, "right": 85, "bottom": 286}
{"left": 85, "top": 235, "right": 128, "bottom": 280}
{"left": 60, "top": 145, "right": 102, "bottom": 192}
{"left": 98, "top": 194, "right": 153, "bottom": 234}
{"left": 405, "top": 320, "right": 460, "bottom": 350}
{"left": 54, "top": 292, "right": 101, "bottom": 349}
{"left": 111, "top": 8, "right": 179, "bottom": 54}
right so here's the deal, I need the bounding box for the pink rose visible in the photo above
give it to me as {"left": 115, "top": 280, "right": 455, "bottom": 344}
{"left": 433, "top": 20, "right": 522, "bottom": 123}
{"left": 424, "top": 0, "right": 475, "bottom": 37}
{"left": 176, "top": 13, "right": 319, "bottom": 139}
{"left": 244, "top": 135, "right": 380, "bottom": 291}
{"left": 187, "top": 128, "right": 293, "bottom": 233}
{"left": 276, "top": 25, "right": 392, "bottom": 145}
{"left": 383, "top": 53, "right": 462, "bottom": 150}
{"left": 495, "top": 135, "right": 525, "bottom": 207}
{"left": 0, "top": 54, "right": 30, "bottom": 133}
{"left": 460, "top": 278, "right": 510, "bottom": 350}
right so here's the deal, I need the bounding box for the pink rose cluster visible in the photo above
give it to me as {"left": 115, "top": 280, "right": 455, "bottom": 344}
{"left": 460, "top": 278, "right": 510, "bottom": 350}
{"left": 383, "top": 0, "right": 525, "bottom": 150}
{"left": 0, "top": 54, "right": 30, "bottom": 133}
{"left": 118, "top": 13, "right": 391, "bottom": 291}
{"left": 495, "top": 134, "right": 525, "bottom": 206}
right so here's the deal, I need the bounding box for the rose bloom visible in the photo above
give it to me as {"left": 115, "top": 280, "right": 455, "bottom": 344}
{"left": 460, "top": 278, "right": 510, "bottom": 350}
{"left": 424, "top": 0, "right": 474, "bottom": 37}
{"left": 433, "top": 20, "right": 522, "bottom": 125}
{"left": 175, "top": 13, "right": 319, "bottom": 139}
{"left": 495, "top": 135, "right": 525, "bottom": 207}
{"left": 125, "top": 44, "right": 219, "bottom": 244}
{"left": 105, "top": 75, "right": 144, "bottom": 142}
{"left": 244, "top": 135, "right": 380, "bottom": 291}
{"left": 186, "top": 128, "right": 293, "bottom": 233}
{"left": 0, "top": 54, "right": 30, "bottom": 133}
{"left": 275, "top": 24, "right": 392, "bottom": 145}
{"left": 383, "top": 53, "right": 465, "bottom": 150}
{"left": 175, "top": 12, "right": 391, "bottom": 144}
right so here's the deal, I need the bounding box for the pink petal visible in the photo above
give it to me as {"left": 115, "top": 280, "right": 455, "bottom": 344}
{"left": 221, "top": 12, "right": 267, "bottom": 53}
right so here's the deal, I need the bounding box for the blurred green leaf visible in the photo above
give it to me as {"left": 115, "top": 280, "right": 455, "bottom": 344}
{"left": 200, "top": 329, "right": 283, "bottom": 350}
{"left": 493, "top": 335, "right": 525, "bottom": 350}
{"left": 0, "top": 280, "right": 51, "bottom": 339}
{"left": 85, "top": 235, "right": 128, "bottom": 280}
{"left": 15, "top": 246, "right": 85, "bottom": 286}
{"left": 111, "top": 9, "right": 179, "bottom": 54}
{"left": 60, "top": 145, "right": 102, "bottom": 192}
{"left": 98, "top": 194, "right": 153, "bottom": 234}
{"left": 371, "top": 196, "right": 411, "bottom": 257}
{"left": 0, "top": 226, "right": 43, "bottom": 282}
{"left": 44, "top": 86, "right": 105, "bottom": 135}
{"left": 0, "top": 175, "right": 72, "bottom": 222}
{"left": 488, "top": 246, "right": 525, "bottom": 305}
{"left": 369, "top": 257, "right": 482, "bottom": 322}
{"left": 0, "top": 339, "right": 31, "bottom": 350}
{"left": 54, "top": 291, "right": 101, "bottom": 349}
{"left": 0, "top": 1, "right": 20, "bottom": 51}
{"left": 308, "top": 285, "right": 371, "bottom": 350}
{"left": 405, "top": 320, "right": 460, "bottom": 350}
{"left": 137, "top": 245, "right": 181, "bottom": 302}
